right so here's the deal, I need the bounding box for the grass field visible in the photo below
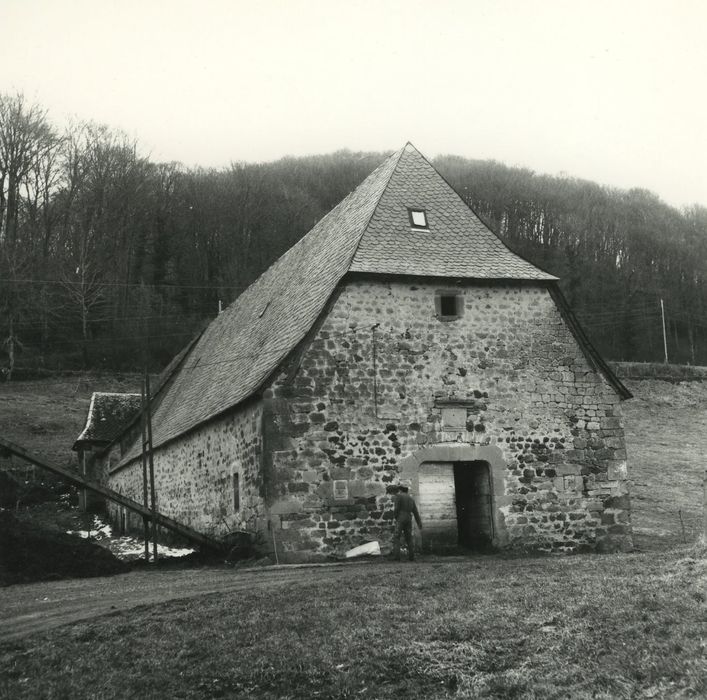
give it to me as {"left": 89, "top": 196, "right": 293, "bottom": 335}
{"left": 1, "top": 549, "right": 706, "bottom": 699}
{"left": 0, "top": 374, "right": 142, "bottom": 471}
{"left": 622, "top": 379, "right": 707, "bottom": 549}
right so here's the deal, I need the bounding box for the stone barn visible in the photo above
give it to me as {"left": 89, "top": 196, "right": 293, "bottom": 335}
{"left": 95, "top": 143, "right": 632, "bottom": 561}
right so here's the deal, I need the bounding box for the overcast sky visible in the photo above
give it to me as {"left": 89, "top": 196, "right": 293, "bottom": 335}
{"left": 2, "top": 0, "right": 706, "bottom": 208}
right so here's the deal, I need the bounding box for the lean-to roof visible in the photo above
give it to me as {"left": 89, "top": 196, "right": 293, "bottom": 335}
{"left": 73, "top": 392, "right": 142, "bottom": 450}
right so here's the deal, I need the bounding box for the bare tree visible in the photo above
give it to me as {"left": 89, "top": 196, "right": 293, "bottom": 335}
{"left": 0, "top": 93, "right": 59, "bottom": 245}
{"left": 0, "top": 93, "right": 60, "bottom": 377}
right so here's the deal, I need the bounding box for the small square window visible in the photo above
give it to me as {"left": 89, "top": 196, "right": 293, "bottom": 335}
{"left": 408, "top": 208, "right": 428, "bottom": 229}
{"left": 440, "top": 295, "right": 457, "bottom": 316}
{"left": 436, "top": 292, "right": 463, "bottom": 320}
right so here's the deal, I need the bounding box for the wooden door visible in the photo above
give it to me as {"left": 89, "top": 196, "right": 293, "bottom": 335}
{"left": 417, "top": 462, "right": 457, "bottom": 550}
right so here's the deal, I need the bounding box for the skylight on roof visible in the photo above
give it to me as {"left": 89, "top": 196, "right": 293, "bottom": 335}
{"left": 408, "top": 208, "right": 428, "bottom": 229}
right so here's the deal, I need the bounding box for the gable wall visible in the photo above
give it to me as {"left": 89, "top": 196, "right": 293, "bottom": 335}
{"left": 104, "top": 400, "right": 265, "bottom": 539}
{"left": 263, "top": 278, "right": 631, "bottom": 561}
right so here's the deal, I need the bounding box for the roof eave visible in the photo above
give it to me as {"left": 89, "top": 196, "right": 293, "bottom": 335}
{"left": 547, "top": 282, "right": 632, "bottom": 400}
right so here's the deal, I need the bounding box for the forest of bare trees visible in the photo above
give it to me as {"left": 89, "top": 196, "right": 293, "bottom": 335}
{"left": 1, "top": 92, "right": 706, "bottom": 378}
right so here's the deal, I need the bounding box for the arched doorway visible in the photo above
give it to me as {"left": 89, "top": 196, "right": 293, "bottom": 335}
{"left": 398, "top": 444, "right": 509, "bottom": 552}
{"left": 417, "top": 460, "right": 494, "bottom": 552}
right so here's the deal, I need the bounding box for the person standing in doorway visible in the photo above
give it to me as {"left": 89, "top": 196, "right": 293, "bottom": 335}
{"left": 392, "top": 481, "right": 422, "bottom": 561}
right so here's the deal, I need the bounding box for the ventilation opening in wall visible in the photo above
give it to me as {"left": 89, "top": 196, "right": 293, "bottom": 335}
{"left": 233, "top": 472, "right": 240, "bottom": 511}
{"left": 436, "top": 292, "right": 462, "bottom": 320}
{"left": 441, "top": 295, "right": 456, "bottom": 316}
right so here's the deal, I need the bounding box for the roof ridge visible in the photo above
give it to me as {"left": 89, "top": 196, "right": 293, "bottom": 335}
{"left": 349, "top": 143, "right": 557, "bottom": 280}
{"left": 75, "top": 392, "right": 98, "bottom": 443}
{"left": 412, "top": 145, "right": 557, "bottom": 279}
{"left": 219, "top": 147, "right": 404, "bottom": 315}
{"left": 345, "top": 145, "right": 407, "bottom": 273}
{"left": 112, "top": 149, "right": 407, "bottom": 462}
{"left": 107, "top": 143, "right": 563, "bottom": 460}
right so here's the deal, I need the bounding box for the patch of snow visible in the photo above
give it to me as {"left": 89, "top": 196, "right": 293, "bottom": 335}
{"left": 345, "top": 541, "right": 381, "bottom": 558}
{"left": 107, "top": 537, "right": 195, "bottom": 561}
{"left": 67, "top": 515, "right": 195, "bottom": 561}
{"left": 66, "top": 515, "right": 112, "bottom": 539}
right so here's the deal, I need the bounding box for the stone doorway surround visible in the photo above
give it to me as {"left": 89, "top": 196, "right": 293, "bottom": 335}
{"left": 398, "top": 444, "right": 510, "bottom": 549}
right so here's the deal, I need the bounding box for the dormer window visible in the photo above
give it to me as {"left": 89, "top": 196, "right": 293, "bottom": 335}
{"left": 408, "top": 208, "right": 428, "bottom": 229}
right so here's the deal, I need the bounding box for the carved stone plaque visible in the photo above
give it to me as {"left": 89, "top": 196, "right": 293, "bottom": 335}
{"left": 333, "top": 479, "right": 349, "bottom": 500}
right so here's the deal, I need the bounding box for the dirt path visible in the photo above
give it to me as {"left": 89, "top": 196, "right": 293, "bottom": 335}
{"left": 0, "top": 561, "right": 401, "bottom": 642}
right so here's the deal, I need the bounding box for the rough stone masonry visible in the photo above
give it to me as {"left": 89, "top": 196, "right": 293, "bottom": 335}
{"left": 260, "top": 278, "right": 631, "bottom": 560}
{"left": 102, "top": 276, "right": 632, "bottom": 561}
{"left": 101, "top": 280, "right": 631, "bottom": 561}
{"left": 102, "top": 278, "right": 631, "bottom": 561}
{"left": 89, "top": 143, "right": 633, "bottom": 562}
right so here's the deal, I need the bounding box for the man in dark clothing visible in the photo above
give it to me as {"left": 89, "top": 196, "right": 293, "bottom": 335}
{"left": 392, "top": 482, "right": 422, "bottom": 561}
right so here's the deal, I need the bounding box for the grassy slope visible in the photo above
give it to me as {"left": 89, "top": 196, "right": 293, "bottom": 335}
{"left": 1, "top": 552, "right": 706, "bottom": 699}
{"left": 0, "top": 374, "right": 141, "bottom": 470}
{"left": 622, "top": 379, "right": 707, "bottom": 550}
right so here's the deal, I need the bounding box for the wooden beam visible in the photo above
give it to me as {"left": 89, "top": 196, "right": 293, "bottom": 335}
{"left": 0, "top": 436, "right": 225, "bottom": 552}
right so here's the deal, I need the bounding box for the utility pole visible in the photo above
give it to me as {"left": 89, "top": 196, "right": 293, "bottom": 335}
{"left": 660, "top": 298, "right": 669, "bottom": 364}
{"left": 140, "top": 381, "right": 150, "bottom": 562}
{"left": 144, "top": 372, "right": 158, "bottom": 563}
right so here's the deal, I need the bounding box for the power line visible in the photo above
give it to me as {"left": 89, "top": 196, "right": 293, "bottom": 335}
{"left": 7, "top": 330, "right": 197, "bottom": 349}
{"left": 576, "top": 308, "right": 659, "bottom": 322}
{"left": 578, "top": 313, "right": 661, "bottom": 328}
{"left": 13, "top": 310, "right": 214, "bottom": 330}
{"left": 0, "top": 277, "right": 251, "bottom": 291}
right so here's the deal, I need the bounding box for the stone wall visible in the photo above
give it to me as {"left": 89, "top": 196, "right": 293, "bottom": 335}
{"left": 263, "top": 278, "right": 631, "bottom": 561}
{"left": 105, "top": 399, "right": 265, "bottom": 539}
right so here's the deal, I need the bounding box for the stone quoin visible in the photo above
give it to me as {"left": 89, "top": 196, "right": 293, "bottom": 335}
{"left": 83, "top": 143, "right": 633, "bottom": 561}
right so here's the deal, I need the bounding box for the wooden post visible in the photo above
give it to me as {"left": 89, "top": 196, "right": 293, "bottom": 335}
{"left": 79, "top": 450, "right": 88, "bottom": 511}
{"left": 145, "top": 373, "right": 158, "bottom": 563}
{"left": 660, "top": 298, "right": 669, "bottom": 364}
{"left": 141, "top": 381, "right": 150, "bottom": 563}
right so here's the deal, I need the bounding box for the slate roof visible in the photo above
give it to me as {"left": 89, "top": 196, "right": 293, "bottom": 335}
{"left": 74, "top": 392, "right": 142, "bottom": 450}
{"left": 350, "top": 145, "right": 556, "bottom": 279}
{"left": 118, "top": 143, "right": 562, "bottom": 463}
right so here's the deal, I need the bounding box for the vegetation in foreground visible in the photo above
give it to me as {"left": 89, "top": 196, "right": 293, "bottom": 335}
{"left": 0, "top": 509, "right": 127, "bottom": 586}
{"left": 1, "top": 548, "right": 705, "bottom": 699}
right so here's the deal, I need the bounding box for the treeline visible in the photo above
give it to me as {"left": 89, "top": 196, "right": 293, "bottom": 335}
{"left": 0, "top": 93, "right": 382, "bottom": 376}
{"left": 439, "top": 157, "right": 707, "bottom": 364}
{"left": 1, "top": 92, "right": 706, "bottom": 377}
